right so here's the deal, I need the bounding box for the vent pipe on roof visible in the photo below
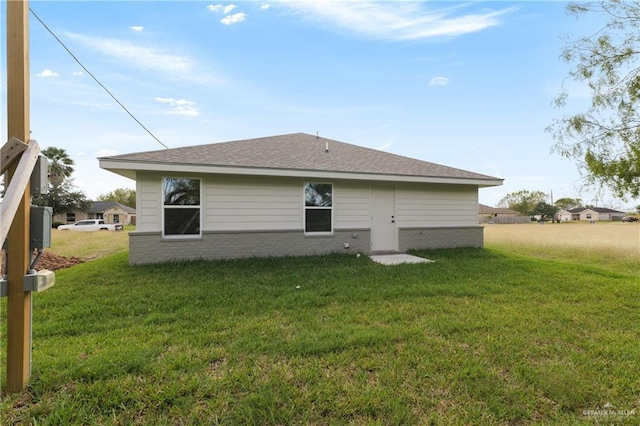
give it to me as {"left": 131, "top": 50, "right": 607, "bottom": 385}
{"left": 325, "top": 141, "right": 329, "bottom": 153}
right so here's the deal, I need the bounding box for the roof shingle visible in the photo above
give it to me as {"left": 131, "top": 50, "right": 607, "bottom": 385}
{"left": 478, "top": 204, "right": 520, "bottom": 215}
{"left": 101, "top": 133, "right": 500, "bottom": 182}
{"left": 88, "top": 201, "right": 135, "bottom": 214}
{"left": 568, "top": 207, "right": 625, "bottom": 214}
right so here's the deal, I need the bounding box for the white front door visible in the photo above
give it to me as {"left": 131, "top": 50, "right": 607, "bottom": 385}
{"left": 371, "top": 184, "right": 397, "bottom": 252}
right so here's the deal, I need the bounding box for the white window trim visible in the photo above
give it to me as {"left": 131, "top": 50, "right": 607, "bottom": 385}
{"left": 303, "top": 182, "right": 334, "bottom": 235}
{"left": 162, "top": 176, "right": 202, "bottom": 239}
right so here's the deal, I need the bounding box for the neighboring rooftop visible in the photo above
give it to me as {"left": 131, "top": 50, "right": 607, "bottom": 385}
{"left": 478, "top": 204, "right": 520, "bottom": 215}
{"left": 88, "top": 201, "right": 135, "bottom": 214}
{"left": 100, "top": 133, "right": 502, "bottom": 185}
{"left": 567, "top": 207, "right": 625, "bottom": 214}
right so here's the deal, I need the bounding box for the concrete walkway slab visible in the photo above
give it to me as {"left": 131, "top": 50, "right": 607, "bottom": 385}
{"left": 369, "top": 253, "right": 434, "bottom": 265}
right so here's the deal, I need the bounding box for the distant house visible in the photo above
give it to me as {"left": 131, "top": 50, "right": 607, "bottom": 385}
{"left": 99, "top": 133, "right": 503, "bottom": 264}
{"left": 478, "top": 204, "right": 528, "bottom": 224}
{"left": 54, "top": 201, "right": 136, "bottom": 225}
{"left": 557, "top": 207, "right": 625, "bottom": 222}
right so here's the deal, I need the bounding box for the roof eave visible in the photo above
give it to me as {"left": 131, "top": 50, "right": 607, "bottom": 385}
{"left": 99, "top": 159, "right": 504, "bottom": 187}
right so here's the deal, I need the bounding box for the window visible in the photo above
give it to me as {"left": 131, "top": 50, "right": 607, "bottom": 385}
{"left": 163, "top": 177, "right": 201, "bottom": 236}
{"left": 304, "top": 183, "right": 332, "bottom": 233}
{"left": 113, "top": 214, "right": 120, "bottom": 223}
{"left": 66, "top": 213, "right": 75, "bottom": 223}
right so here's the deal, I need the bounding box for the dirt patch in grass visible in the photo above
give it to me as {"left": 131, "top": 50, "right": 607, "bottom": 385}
{"left": 35, "top": 251, "right": 85, "bottom": 271}
{"left": 0, "top": 250, "right": 85, "bottom": 274}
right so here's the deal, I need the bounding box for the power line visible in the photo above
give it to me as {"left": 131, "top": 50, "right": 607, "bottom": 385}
{"left": 29, "top": 7, "right": 169, "bottom": 149}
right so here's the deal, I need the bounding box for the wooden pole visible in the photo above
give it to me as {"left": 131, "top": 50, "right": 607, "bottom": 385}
{"left": 1, "top": 140, "right": 40, "bottom": 248}
{"left": 6, "top": 0, "right": 32, "bottom": 392}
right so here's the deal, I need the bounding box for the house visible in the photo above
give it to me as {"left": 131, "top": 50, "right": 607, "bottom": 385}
{"left": 557, "top": 207, "right": 626, "bottom": 222}
{"left": 54, "top": 201, "right": 136, "bottom": 225}
{"left": 478, "top": 204, "right": 528, "bottom": 224}
{"left": 98, "top": 133, "right": 503, "bottom": 264}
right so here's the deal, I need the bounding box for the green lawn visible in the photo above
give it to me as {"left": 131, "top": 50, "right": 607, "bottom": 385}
{"left": 2, "top": 245, "right": 639, "bottom": 424}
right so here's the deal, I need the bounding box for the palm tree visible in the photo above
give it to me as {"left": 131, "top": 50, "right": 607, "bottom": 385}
{"left": 32, "top": 147, "right": 89, "bottom": 217}
{"left": 41, "top": 147, "right": 74, "bottom": 188}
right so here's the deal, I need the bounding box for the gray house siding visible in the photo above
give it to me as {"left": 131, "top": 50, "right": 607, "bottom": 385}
{"left": 128, "top": 225, "right": 483, "bottom": 264}
{"left": 129, "top": 229, "right": 371, "bottom": 264}
{"left": 394, "top": 184, "right": 482, "bottom": 252}
{"left": 398, "top": 226, "right": 483, "bottom": 252}
{"left": 127, "top": 173, "right": 482, "bottom": 264}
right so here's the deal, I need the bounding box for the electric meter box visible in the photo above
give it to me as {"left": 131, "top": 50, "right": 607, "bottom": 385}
{"left": 30, "top": 206, "right": 52, "bottom": 249}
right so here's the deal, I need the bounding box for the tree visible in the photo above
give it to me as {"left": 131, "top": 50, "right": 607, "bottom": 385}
{"left": 97, "top": 188, "right": 136, "bottom": 208}
{"left": 497, "top": 190, "right": 548, "bottom": 216}
{"left": 33, "top": 146, "right": 89, "bottom": 217}
{"left": 554, "top": 197, "right": 582, "bottom": 211}
{"left": 533, "top": 202, "right": 559, "bottom": 222}
{"left": 34, "top": 180, "right": 90, "bottom": 217}
{"left": 548, "top": 1, "right": 640, "bottom": 198}
{"left": 42, "top": 146, "right": 74, "bottom": 188}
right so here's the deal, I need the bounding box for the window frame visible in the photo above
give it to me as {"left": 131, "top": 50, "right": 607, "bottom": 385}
{"left": 162, "top": 176, "right": 202, "bottom": 238}
{"left": 303, "top": 182, "right": 333, "bottom": 234}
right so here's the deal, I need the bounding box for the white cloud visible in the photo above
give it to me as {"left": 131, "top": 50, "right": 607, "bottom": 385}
{"left": 207, "top": 3, "right": 237, "bottom": 14}
{"left": 130, "top": 26, "right": 144, "bottom": 32}
{"left": 67, "top": 33, "right": 190, "bottom": 75}
{"left": 72, "top": 71, "right": 84, "bottom": 76}
{"left": 221, "top": 12, "right": 246, "bottom": 25}
{"left": 37, "top": 69, "right": 60, "bottom": 78}
{"left": 207, "top": 4, "right": 224, "bottom": 12}
{"left": 277, "top": 1, "right": 517, "bottom": 40}
{"left": 155, "top": 97, "right": 200, "bottom": 117}
{"left": 207, "top": 3, "right": 247, "bottom": 25}
{"left": 65, "top": 32, "right": 222, "bottom": 84}
{"left": 260, "top": 3, "right": 271, "bottom": 10}
{"left": 429, "top": 76, "right": 449, "bottom": 86}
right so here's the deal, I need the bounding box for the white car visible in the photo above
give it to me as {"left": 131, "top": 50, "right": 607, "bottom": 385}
{"left": 57, "top": 219, "right": 124, "bottom": 231}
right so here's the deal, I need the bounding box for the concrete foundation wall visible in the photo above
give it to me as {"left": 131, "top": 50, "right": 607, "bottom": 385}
{"left": 129, "top": 225, "right": 484, "bottom": 264}
{"left": 129, "top": 229, "right": 371, "bottom": 264}
{"left": 398, "top": 226, "right": 484, "bottom": 252}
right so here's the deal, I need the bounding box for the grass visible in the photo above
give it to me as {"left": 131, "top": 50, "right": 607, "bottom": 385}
{"left": 485, "top": 221, "right": 640, "bottom": 275}
{"left": 1, "top": 223, "right": 639, "bottom": 424}
{"left": 49, "top": 226, "right": 133, "bottom": 259}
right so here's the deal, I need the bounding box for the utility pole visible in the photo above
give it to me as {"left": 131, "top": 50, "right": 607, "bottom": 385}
{"left": 6, "top": 0, "right": 32, "bottom": 392}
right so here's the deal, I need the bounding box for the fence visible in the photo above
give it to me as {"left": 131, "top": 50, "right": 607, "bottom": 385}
{"left": 480, "top": 215, "right": 531, "bottom": 224}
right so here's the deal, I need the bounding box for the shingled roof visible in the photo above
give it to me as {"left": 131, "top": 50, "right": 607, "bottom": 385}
{"left": 88, "top": 201, "right": 135, "bottom": 214}
{"left": 100, "top": 133, "right": 502, "bottom": 185}
{"left": 567, "top": 207, "right": 625, "bottom": 214}
{"left": 478, "top": 204, "right": 520, "bottom": 215}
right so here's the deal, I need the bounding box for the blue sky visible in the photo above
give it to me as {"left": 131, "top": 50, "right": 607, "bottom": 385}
{"left": 3, "top": 1, "right": 635, "bottom": 210}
